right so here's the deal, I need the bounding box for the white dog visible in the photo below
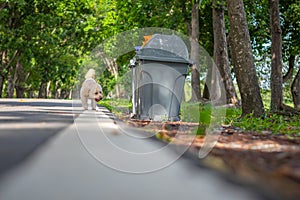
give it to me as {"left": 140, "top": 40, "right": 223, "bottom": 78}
{"left": 80, "top": 69, "right": 103, "bottom": 110}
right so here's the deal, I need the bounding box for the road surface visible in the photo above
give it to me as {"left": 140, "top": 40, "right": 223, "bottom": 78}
{"left": 0, "top": 99, "right": 273, "bottom": 200}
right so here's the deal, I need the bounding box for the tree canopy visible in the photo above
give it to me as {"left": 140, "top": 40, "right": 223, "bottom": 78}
{"left": 0, "top": 0, "right": 300, "bottom": 112}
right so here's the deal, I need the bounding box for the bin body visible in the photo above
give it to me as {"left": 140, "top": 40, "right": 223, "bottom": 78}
{"left": 131, "top": 34, "right": 192, "bottom": 121}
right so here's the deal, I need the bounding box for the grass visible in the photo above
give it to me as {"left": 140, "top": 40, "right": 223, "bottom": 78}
{"left": 181, "top": 102, "right": 300, "bottom": 136}
{"left": 226, "top": 110, "right": 300, "bottom": 136}
{"left": 98, "top": 98, "right": 300, "bottom": 137}
{"left": 98, "top": 98, "right": 132, "bottom": 118}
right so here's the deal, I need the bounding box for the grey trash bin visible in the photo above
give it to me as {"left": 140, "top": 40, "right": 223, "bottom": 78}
{"left": 130, "top": 34, "right": 193, "bottom": 121}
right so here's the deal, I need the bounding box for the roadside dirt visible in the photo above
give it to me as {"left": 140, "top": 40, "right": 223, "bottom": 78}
{"left": 125, "top": 119, "right": 300, "bottom": 200}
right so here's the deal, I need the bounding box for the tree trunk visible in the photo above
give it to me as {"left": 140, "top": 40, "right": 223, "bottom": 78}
{"left": 6, "top": 66, "right": 15, "bottom": 98}
{"left": 27, "top": 90, "right": 34, "bottom": 98}
{"left": 15, "top": 60, "right": 27, "bottom": 98}
{"left": 226, "top": 0, "right": 264, "bottom": 117}
{"left": 0, "top": 51, "right": 4, "bottom": 98}
{"left": 0, "top": 50, "right": 8, "bottom": 98}
{"left": 189, "top": 0, "right": 201, "bottom": 102}
{"left": 203, "top": 59, "right": 212, "bottom": 100}
{"left": 213, "top": 0, "right": 238, "bottom": 105}
{"left": 15, "top": 85, "right": 25, "bottom": 98}
{"left": 203, "top": 56, "right": 221, "bottom": 101}
{"left": 46, "top": 81, "right": 51, "bottom": 98}
{"left": 269, "top": 0, "right": 283, "bottom": 111}
{"left": 0, "top": 75, "right": 4, "bottom": 98}
{"left": 203, "top": 84, "right": 209, "bottom": 100}
{"left": 291, "top": 68, "right": 300, "bottom": 109}
{"left": 38, "top": 81, "right": 46, "bottom": 98}
{"left": 111, "top": 60, "right": 120, "bottom": 98}
{"left": 54, "top": 81, "right": 59, "bottom": 99}
{"left": 283, "top": 55, "right": 295, "bottom": 83}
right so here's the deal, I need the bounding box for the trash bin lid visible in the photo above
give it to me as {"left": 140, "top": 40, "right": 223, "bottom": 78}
{"left": 136, "top": 34, "right": 193, "bottom": 64}
{"left": 137, "top": 48, "right": 192, "bottom": 64}
{"left": 143, "top": 34, "right": 189, "bottom": 60}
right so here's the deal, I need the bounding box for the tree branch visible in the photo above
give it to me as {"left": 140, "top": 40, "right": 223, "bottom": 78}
{"left": 0, "top": 2, "right": 8, "bottom": 11}
{"left": 7, "top": 50, "right": 20, "bottom": 68}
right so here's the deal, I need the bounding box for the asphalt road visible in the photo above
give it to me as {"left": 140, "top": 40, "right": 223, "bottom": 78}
{"left": 0, "top": 99, "right": 273, "bottom": 200}
{"left": 0, "top": 99, "right": 82, "bottom": 176}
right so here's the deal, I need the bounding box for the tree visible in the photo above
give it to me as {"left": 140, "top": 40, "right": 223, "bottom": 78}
{"left": 226, "top": 0, "right": 265, "bottom": 116}
{"left": 212, "top": 0, "right": 238, "bottom": 105}
{"left": 269, "top": 0, "right": 283, "bottom": 111}
{"left": 0, "top": 1, "right": 22, "bottom": 98}
{"left": 281, "top": 1, "right": 300, "bottom": 109}
{"left": 181, "top": 0, "right": 201, "bottom": 102}
{"left": 0, "top": 0, "right": 100, "bottom": 98}
{"left": 291, "top": 69, "right": 300, "bottom": 109}
{"left": 189, "top": 0, "right": 201, "bottom": 101}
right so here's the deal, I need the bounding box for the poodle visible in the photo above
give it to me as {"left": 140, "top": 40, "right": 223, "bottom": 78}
{"left": 80, "top": 69, "right": 103, "bottom": 110}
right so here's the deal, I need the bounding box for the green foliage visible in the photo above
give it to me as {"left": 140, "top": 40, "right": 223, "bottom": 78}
{"left": 181, "top": 102, "right": 217, "bottom": 135}
{"left": 0, "top": 0, "right": 117, "bottom": 97}
{"left": 181, "top": 102, "right": 213, "bottom": 125}
{"left": 281, "top": 0, "right": 300, "bottom": 59}
{"left": 98, "top": 68, "right": 115, "bottom": 96}
{"left": 180, "top": 102, "right": 200, "bottom": 122}
{"left": 98, "top": 98, "right": 132, "bottom": 118}
{"left": 97, "top": 99, "right": 113, "bottom": 112}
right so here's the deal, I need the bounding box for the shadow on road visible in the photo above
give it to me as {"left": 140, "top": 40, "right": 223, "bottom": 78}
{"left": 0, "top": 99, "right": 82, "bottom": 177}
